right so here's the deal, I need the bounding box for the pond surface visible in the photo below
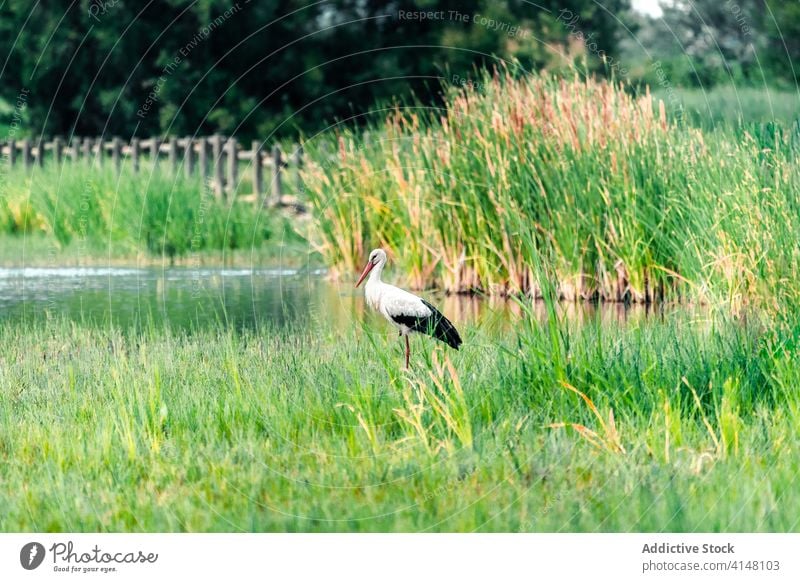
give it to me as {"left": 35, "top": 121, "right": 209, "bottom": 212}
{"left": 0, "top": 266, "right": 667, "bottom": 332}
{"left": 0, "top": 266, "right": 330, "bottom": 331}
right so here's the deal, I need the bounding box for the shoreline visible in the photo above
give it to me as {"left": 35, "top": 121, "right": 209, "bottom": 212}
{"left": 0, "top": 234, "right": 321, "bottom": 269}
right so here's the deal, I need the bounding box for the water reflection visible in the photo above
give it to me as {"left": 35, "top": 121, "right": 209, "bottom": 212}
{"left": 324, "top": 284, "right": 683, "bottom": 333}
{"left": 0, "top": 267, "right": 326, "bottom": 331}
{"left": 0, "top": 267, "right": 680, "bottom": 332}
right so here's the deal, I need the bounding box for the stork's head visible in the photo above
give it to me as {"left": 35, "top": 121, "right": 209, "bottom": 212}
{"left": 355, "top": 248, "right": 387, "bottom": 287}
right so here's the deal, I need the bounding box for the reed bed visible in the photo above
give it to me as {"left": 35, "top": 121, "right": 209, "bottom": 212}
{"left": 301, "top": 70, "right": 800, "bottom": 309}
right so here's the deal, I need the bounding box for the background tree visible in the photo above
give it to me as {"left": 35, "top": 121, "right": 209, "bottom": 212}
{"left": 623, "top": 1, "right": 799, "bottom": 88}
{"left": 0, "top": 0, "right": 630, "bottom": 139}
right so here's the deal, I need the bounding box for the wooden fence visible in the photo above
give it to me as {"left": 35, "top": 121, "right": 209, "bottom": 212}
{"left": 0, "top": 135, "right": 303, "bottom": 207}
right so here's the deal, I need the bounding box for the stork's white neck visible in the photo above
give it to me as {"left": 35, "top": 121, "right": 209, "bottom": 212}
{"left": 364, "top": 259, "right": 386, "bottom": 312}
{"left": 367, "top": 259, "right": 385, "bottom": 285}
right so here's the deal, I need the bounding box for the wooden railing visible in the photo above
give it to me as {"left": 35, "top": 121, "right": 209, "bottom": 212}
{"left": 0, "top": 135, "right": 304, "bottom": 206}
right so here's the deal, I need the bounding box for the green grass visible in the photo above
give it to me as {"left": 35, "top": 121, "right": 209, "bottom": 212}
{"left": 0, "top": 228, "right": 314, "bottom": 268}
{"left": 659, "top": 86, "right": 800, "bottom": 128}
{"left": 0, "top": 162, "right": 275, "bottom": 262}
{"left": 1, "top": 306, "right": 798, "bottom": 532}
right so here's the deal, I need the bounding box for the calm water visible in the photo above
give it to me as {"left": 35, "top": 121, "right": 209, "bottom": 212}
{"left": 0, "top": 266, "right": 331, "bottom": 331}
{"left": 0, "top": 266, "right": 667, "bottom": 331}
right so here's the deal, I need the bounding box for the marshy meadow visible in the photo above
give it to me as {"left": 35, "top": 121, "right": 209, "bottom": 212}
{"left": 5, "top": 0, "right": 800, "bottom": 545}
{"left": 2, "top": 69, "right": 799, "bottom": 532}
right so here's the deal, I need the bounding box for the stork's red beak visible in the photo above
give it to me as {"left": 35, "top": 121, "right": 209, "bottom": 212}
{"left": 355, "top": 260, "right": 375, "bottom": 288}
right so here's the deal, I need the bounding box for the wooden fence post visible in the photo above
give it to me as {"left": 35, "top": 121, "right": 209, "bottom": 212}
{"left": 35, "top": 138, "right": 44, "bottom": 167}
{"left": 70, "top": 138, "right": 80, "bottom": 162}
{"left": 251, "top": 141, "right": 263, "bottom": 204}
{"left": 292, "top": 145, "right": 303, "bottom": 194}
{"left": 199, "top": 137, "right": 209, "bottom": 183}
{"left": 111, "top": 137, "right": 122, "bottom": 176}
{"left": 270, "top": 144, "right": 282, "bottom": 206}
{"left": 151, "top": 137, "right": 161, "bottom": 168}
{"left": 211, "top": 134, "right": 224, "bottom": 199}
{"left": 184, "top": 137, "right": 195, "bottom": 177}
{"left": 94, "top": 137, "right": 103, "bottom": 167}
{"left": 7, "top": 139, "right": 16, "bottom": 167}
{"left": 131, "top": 138, "right": 140, "bottom": 173}
{"left": 168, "top": 136, "right": 178, "bottom": 173}
{"left": 53, "top": 137, "right": 63, "bottom": 165}
{"left": 21, "top": 139, "right": 32, "bottom": 170}
{"left": 81, "top": 138, "right": 92, "bottom": 161}
{"left": 226, "top": 137, "right": 238, "bottom": 197}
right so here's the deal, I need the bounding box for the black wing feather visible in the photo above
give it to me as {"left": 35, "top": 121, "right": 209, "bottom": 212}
{"left": 390, "top": 299, "right": 462, "bottom": 350}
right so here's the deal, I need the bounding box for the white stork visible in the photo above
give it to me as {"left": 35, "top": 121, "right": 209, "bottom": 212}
{"left": 355, "top": 248, "right": 462, "bottom": 368}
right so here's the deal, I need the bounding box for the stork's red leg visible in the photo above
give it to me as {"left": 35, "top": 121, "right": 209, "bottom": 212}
{"left": 405, "top": 335, "right": 410, "bottom": 369}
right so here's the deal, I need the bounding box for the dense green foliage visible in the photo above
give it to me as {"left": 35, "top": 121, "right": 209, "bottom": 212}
{"left": 1, "top": 2, "right": 798, "bottom": 141}
{"left": 1, "top": 305, "right": 798, "bottom": 531}
{"left": 0, "top": 0, "right": 627, "bottom": 140}
{"left": 627, "top": 0, "right": 800, "bottom": 90}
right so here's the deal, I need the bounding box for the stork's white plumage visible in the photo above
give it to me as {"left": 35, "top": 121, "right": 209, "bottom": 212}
{"left": 355, "top": 249, "right": 462, "bottom": 368}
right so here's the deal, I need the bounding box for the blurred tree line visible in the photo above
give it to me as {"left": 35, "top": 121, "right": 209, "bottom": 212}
{"left": 0, "top": 0, "right": 626, "bottom": 139}
{"left": 0, "top": 0, "right": 796, "bottom": 140}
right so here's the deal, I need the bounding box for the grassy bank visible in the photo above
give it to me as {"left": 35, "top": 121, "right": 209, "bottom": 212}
{"left": 301, "top": 70, "right": 800, "bottom": 309}
{"left": 0, "top": 163, "right": 274, "bottom": 262}
{"left": 2, "top": 306, "right": 798, "bottom": 532}
{"left": 0, "top": 230, "right": 314, "bottom": 268}
{"left": 661, "top": 86, "right": 800, "bottom": 128}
